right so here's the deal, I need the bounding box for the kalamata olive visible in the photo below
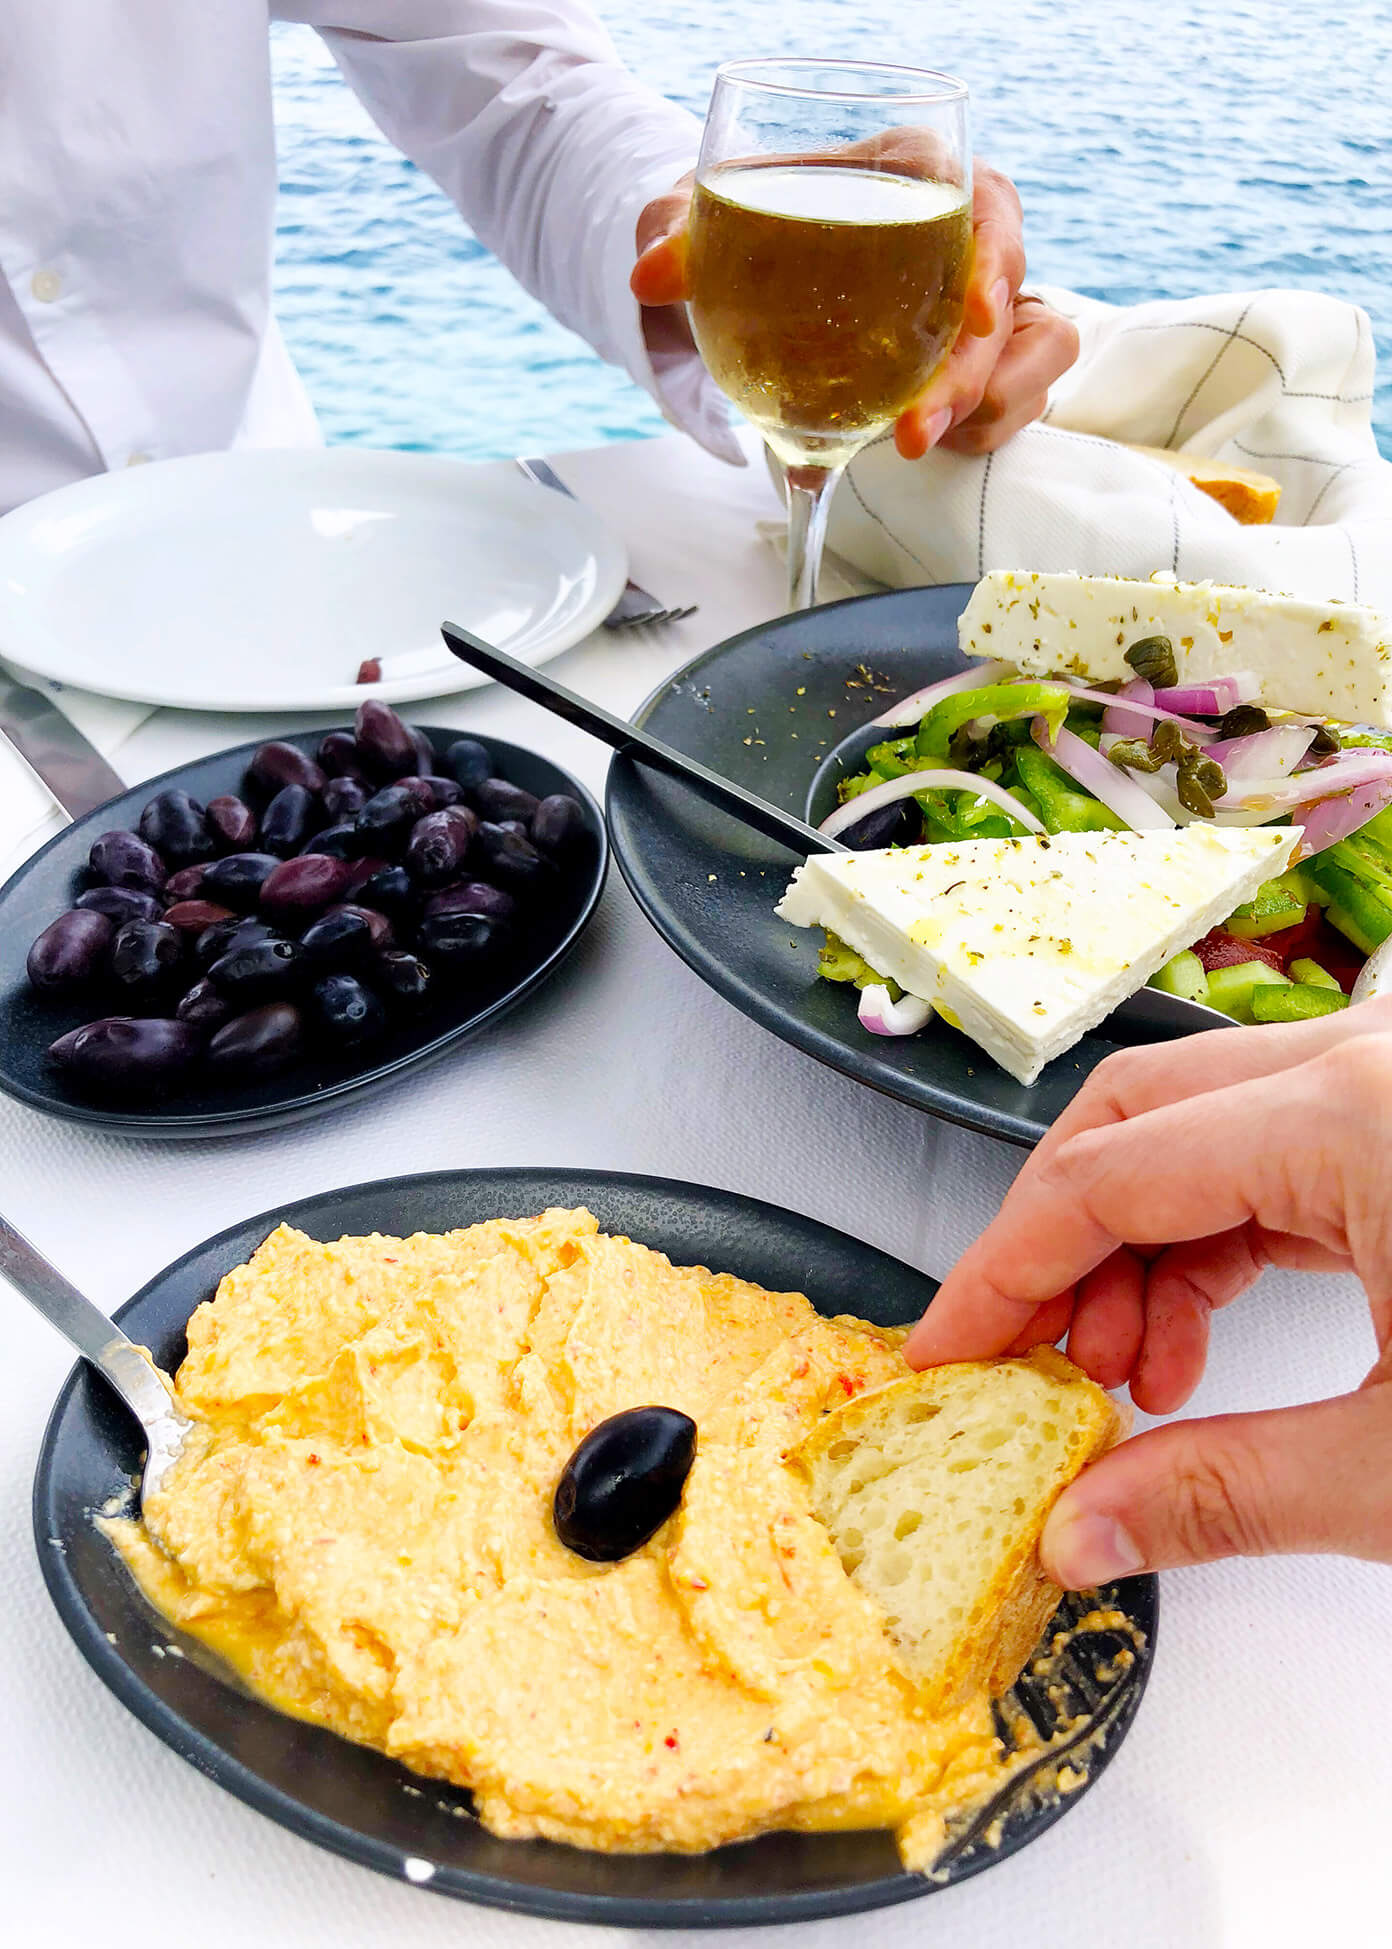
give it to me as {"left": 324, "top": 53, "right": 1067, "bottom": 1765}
{"left": 109, "top": 920, "right": 184, "bottom": 1002}
{"left": 247, "top": 740, "right": 325, "bottom": 798}
{"left": 355, "top": 779, "right": 434, "bottom": 851}
{"left": 531, "top": 794, "right": 588, "bottom": 856}
{"left": 321, "top": 775, "right": 368, "bottom": 822}
{"left": 207, "top": 1002, "right": 304, "bottom": 1077}
{"left": 299, "top": 909, "right": 372, "bottom": 970}
{"left": 76, "top": 886, "right": 163, "bottom": 927}
{"left": 297, "top": 822, "right": 362, "bottom": 862}
{"left": 162, "top": 899, "right": 236, "bottom": 934}
{"left": 421, "top": 774, "right": 463, "bottom": 809}
{"left": 27, "top": 910, "right": 115, "bottom": 993}
{"left": 201, "top": 852, "right": 281, "bottom": 909}
{"left": 138, "top": 789, "right": 215, "bottom": 867}
{"left": 474, "top": 777, "right": 540, "bottom": 824}
{"left": 354, "top": 699, "right": 416, "bottom": 779}
{"left": 445, "top": 737, "right": 491, "bottom": 792}
{"left": 408, "top": 725, "right": 437, "bottom": 776}
{"left": 341, "top": 854, "right": 391, "bottom": 897}
{"left": 194, "top": 916, "right": 273, "bottom": 971}
{"left": 376, "top": 949, "right": 432, "bottom": 1006}
{"left": 496, "top": 819, "right": 528, "bottom": 839}
{"left": 355, "top": 863, "right": 415, "bottom": 915}
{"left": 48, "top": 1016, "right": 202, "bottom": 1095}
{"left": 323, "top": 902, "right": 394, "bottom": 950}
{"left": 176, "top": 978, "right": 235, "bottom": 1030}
{"left": 841, "top": 800, "right": 917, "bottom": 850}
{"left": 206, "top": 794, "right": 258, "bottom": 851}
{"left": 311, "top": 972, "right": 386, "bottom": 1046}
{"left": 317, "top": 730, "right": 369, "bottom": 781}
{"left": 423, "top": 879, "right": 516, "bottom": 924}
{"left": 164, "top": 863, "right": 211, "bottom": 901}
{"left": 405, "top": 805, "right": 478, "bottom": 886}
{"left": 474, "top": 822, "right": 550, "bottom": 890}
{"left": 89, "top": 829, "right": 166, "bottom": 892}
{"left": 260, "top": 783, "right": 316, "bottom": 857}
{"left": 416, "top": 908, "right": 508, "bottom": 969}
{"left": 258, "top": 854, "right": 357, "bottom": 914}
{"left": 207, "top": 937, "right": 303, "bottom": 1003}
{"left": 553, "top": 1406, "right": 697, "bottom": 1562}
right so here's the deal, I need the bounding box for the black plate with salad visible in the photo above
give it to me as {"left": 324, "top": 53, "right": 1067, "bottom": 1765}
{"left": 607, "top": 578, "right": 1392, "bottom": 1147}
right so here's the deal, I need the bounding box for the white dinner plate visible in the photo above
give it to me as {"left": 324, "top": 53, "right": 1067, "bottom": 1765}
{"left": 0, "top": 448, "right": 628, "bottom": 712}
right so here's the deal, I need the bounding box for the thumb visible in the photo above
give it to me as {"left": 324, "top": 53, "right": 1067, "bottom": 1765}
{"left": 1041, "top": 1388, "right": 1392, "bottom": 1585}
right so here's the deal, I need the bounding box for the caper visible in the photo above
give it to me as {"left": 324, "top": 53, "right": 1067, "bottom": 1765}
{"left": 1308, "top": 723, "right": 1342, "bottom": 758}
{"left": 1124, "top": 635, "right": 1178, "bottom": 688}
{"left": 1107, "top": 736, "right": 1161, "bottom": 774}
{"left": 1218, "top": 703, "right": 1271, "bottom": 739}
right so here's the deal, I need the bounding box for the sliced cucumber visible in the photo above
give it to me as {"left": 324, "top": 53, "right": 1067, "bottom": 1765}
{"left": 1204, "top": 961, "right": 1292, "bottom": 1023}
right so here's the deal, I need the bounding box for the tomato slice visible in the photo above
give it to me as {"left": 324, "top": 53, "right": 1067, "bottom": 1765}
{"left": 1191, "top": 928, "right": 1287, "bottom": 974}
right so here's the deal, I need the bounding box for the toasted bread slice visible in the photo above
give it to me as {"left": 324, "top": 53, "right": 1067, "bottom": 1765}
{"left": 797, "top": 1347, "right": 1125, "bottom": 1709}
{"left": 1126, "top": 443, "right": 1282, "bottom": 524}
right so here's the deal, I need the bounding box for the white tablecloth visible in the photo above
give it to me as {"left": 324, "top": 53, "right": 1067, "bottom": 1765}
{"left": 2, "top": 434, "right": 1387, "bottom": 1949}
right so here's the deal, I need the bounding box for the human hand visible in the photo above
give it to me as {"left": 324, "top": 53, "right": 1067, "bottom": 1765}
{"left": 631, "top": 160, "right": 1079, "bottom": 457}
{"left": 903, "top": 1001, "right": 1392, "bottom": 1585}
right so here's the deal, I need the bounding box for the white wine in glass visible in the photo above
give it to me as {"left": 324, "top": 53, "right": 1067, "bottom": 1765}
{"left": 687, "top": 60, "right": 972, "bottom": 610}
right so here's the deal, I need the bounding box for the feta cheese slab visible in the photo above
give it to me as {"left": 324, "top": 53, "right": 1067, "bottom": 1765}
{"left": 958, "top": 570, "right": 1392, "bottom": 728}
{"left": 776, "top": 826, "right": 1300, "bottom": 1086}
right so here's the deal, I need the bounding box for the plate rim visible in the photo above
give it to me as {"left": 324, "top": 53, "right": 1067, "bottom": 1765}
{"left": 0, "top": 447, "right": 629, "bottom": 711}
{"left": 0, "top": 729, "right": 608, "bottom": 1136}
{"left": 32, "top": 1163, "right": 1158, "bottom": 1929}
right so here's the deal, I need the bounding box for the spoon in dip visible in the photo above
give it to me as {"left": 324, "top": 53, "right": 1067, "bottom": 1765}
{"left": 1, "top": 1212, "right": 190, "bottom": 1511}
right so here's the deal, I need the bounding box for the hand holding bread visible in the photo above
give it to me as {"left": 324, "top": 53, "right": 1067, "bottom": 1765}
{"left": 906, "top": 997, "right": 1392, "bottom": 1584}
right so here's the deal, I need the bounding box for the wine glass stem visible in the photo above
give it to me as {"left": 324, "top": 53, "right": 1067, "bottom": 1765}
{"left": 785, "top": 461, "right": 843, "bottom": 612}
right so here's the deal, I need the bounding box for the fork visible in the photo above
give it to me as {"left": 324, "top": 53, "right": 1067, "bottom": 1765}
{"left": 515, "top": 457, "right": 697, "bottom": 631}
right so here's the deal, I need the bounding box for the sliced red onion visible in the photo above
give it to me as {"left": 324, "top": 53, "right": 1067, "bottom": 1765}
{"left": 1055, "top": 680, "right": 1216, "bottom": 740}
{"left": 1204, "top": 724, "right": 1315, "bottom": 781}
{"left": 818, "top": 766, "right": 1045, "bottom": 839}
{"left": 1151, "top": 671, "right": 1261, "bottom": 714}
{"left": 1101, "top": 677, "right": 1155, "bottom": 741}
{"left": 871, "top": 660, "right": 1013, "bottom": 728}
{"left": 858, "top": 983, "right": 934, "bottom": 1036}
{"left": 1033, "top": 721, "right": 1176, "bottom": 830}
{"left": 1221, "top": 748, "right": 1392, "bottom": 813}
{"left": 1352, "top": 935, "right": 1392, "bottom": 1004}
{"left": 1290, "top": 777, "right": 1392, "bottom": 856}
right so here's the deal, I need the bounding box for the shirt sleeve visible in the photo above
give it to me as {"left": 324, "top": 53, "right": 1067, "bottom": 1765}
{"left": 273, "top": 0, "right": 742, "bottom": 461}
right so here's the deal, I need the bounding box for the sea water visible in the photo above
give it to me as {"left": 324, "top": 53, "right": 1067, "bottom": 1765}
{"left": 270, "top": 0, "right": 1392, "bottom": 461}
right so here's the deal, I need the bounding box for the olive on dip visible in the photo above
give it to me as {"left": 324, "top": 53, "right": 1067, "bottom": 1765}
{"left": 553, "top": 1406, "right": 697, "bottom": 1562}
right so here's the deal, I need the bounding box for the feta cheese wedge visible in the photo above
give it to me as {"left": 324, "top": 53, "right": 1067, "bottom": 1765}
{"left": 776, "top": 826, "right": 1300, "bottom": 1085}
{"left": 959, "top": 570, "right": 1392, "bottom": 728}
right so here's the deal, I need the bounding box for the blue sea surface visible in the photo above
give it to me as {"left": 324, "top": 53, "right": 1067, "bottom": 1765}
{"left": 270, "top": 0, "right": 1392, "bottom": 460}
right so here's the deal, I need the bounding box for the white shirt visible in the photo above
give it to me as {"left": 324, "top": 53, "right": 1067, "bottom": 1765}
{"left": 0, "top": 0, "right": 739, "bottom": 517}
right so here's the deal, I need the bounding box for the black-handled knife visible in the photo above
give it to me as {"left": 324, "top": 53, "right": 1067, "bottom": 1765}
{"left": 440, "top": 621, "right": 845, "bottom": 856}
{"left": 0, "top": 672, "right": 125, "bottom": 820}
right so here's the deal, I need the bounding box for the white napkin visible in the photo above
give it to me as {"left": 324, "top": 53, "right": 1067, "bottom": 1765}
{"left": 0, "top": 664, "right": 149, "bottom": 875}
{"left": 827, "top": 284, "right": 1392, "bottom": 604}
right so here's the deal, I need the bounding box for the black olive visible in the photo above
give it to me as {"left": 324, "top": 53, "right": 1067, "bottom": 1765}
{"left": 553, "top": 1406, "right": 697, "bottom": 1563}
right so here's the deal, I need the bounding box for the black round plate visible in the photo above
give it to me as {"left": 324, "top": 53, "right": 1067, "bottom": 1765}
{"left": 606, "top": 585, "right": 1202, "bottom": 1148}
{"left": 0, "top": 731, "right": 606, "bottom": 1136}
{"left": 34, "top": 1167, "right": 1156, "bottom": 1929}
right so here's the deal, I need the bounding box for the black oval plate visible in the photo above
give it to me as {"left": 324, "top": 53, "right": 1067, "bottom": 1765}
{"left": 34, "top": 1167, "right": 1156, "bottom": 1929}
{"left": 0, "top": 731, "right": 606, "bottom": 1137}
{"left": 606, "top": 586, "right": 1210, "bottom": 1148}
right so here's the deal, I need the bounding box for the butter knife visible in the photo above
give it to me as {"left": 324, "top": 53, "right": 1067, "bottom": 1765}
{"left": 0, "top": 672, "right": 125, "bottom": 820}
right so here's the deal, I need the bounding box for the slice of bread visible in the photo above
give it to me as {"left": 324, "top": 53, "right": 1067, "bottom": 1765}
{"left": 797, "top": 1347, "right": 1126, "bottom": 1710}
{"left": 1125, "top": 443, "right": 1282, "bottom": 524}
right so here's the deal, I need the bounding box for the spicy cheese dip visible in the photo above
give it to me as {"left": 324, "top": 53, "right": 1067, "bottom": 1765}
{"left": 109, "top": 1209, "right": 1014, "bottom": 1862}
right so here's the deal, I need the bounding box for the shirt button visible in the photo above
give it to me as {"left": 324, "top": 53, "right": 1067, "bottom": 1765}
{"left": 30, "top": 269, "right": 62, "bottom": 302}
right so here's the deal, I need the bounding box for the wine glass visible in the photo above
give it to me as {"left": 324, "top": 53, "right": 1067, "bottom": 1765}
{"left": 686, "top": 59, "right": 972, "bottom": 611}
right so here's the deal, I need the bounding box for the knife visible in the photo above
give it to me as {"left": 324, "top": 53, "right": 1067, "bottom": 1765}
{"left": 0, "top": 672, "right": 125, "bottom": 821}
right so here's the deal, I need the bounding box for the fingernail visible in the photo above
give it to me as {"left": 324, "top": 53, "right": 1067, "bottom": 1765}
{"left": 920, "top": 407, "right": 953, "bottom": 449}
{"left": 989, "top": 277, "right": 1011, "bottom": 322}
{"left": 1042, "top": 1507, "right": 1144, "bottom": 1587}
